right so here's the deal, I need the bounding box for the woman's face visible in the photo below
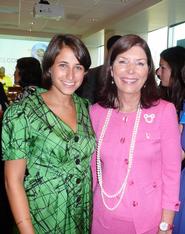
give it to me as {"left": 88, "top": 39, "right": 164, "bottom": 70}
{"left": 50, "top": 46, "right": 85, "bottom": 96}
{"left": 14, "top": 67, "right": 21, "bottom": 85}
{"left": 111, "top": 45, "right": 149, "bottom": 97}
{"left": 156, "top": 58, "right": 171, "bottom": 87}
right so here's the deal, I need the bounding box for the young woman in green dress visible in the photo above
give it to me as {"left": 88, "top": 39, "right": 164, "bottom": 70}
{"left": 2, "top": 34, "right": 96, "bottom": 234}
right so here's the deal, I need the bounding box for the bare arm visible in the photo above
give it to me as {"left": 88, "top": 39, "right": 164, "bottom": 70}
{"left": 4, "top": 159, "right": 35, "bottom": 234}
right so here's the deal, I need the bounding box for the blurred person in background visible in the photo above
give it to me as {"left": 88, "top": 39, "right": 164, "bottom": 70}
{"left": 0, "top": 82, "right": 12, "bottom": 234}
{"left": 76, "top": 35, "right": 121, "bottom": 103}
{"left": 156, "top": 46, "right": 185, "bottom": 234}
{"left": 0, "top": 66, "right": 13, "bottom": 93}
{"left": 156, "top": 46, "right": 185, "bottom": 116}
{"left": 14, "top": 57, "right": 42, "bottom": 102}
{"left": 156, "top": 46, "right": 185, "bottom": 168}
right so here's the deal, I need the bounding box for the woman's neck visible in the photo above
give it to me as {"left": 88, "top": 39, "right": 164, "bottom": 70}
{"left": 42, "top": 89, "right": 74, "bottom": 108}
{"left": 117, "top": 93, "right": 141, "bottom": 113}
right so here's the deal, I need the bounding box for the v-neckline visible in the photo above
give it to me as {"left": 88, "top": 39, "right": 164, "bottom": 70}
{"left": 38, "top": 92, "right": 79, "bottom": 134}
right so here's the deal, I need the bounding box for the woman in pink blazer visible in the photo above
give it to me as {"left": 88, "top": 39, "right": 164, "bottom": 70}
{"left": 90, "top": 34, "right": 181, "bottom": 234}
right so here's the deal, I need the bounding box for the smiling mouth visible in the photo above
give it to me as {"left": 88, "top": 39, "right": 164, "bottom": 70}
{"left": 63, "top": 81, "right": 75, "bottom": 86}
{"left": 121, "top": 78, "right": 137, "bottom": 84}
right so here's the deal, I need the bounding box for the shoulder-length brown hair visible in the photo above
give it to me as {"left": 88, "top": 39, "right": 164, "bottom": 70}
{"left": 159, "top": 46, "right": 185, "bottom": 114}
{"left": 42, "top": 34, "right": 91, "bottom": 89}
{"left": 98, "top": 34, "right": 160, "bottom": 109}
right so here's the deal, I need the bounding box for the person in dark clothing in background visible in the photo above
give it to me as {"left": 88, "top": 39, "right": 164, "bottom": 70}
{"left": 0, "top": 82, "right": 9, "bottom": 111}
{"left": 14, "top": 57, "right": 42, "bottom": 102}
{"left": 76, "top": 35, "right": 121, "bottom": 103}
{"left": 0, "top": 83, "right": 13, "bottom": 234}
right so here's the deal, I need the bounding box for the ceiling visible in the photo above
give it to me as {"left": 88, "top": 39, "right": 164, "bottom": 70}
{"left": 0, "top": 0, "right": 185, "bottom": 40}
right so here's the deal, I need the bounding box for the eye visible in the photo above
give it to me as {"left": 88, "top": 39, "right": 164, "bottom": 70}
{"left": 136, "top": 61, "right": 146, "bottom": 66}
{"left": 75, "top": 65, "right": 84, "bottom": 71}
{"left": 59, "top": 63, "right": 67, "bottom": 69}
{"left": 138, "top": 62, "right": 145, "bottom": 66}
{"left": 118, "top": 59, "right": 128, "bottom": 65}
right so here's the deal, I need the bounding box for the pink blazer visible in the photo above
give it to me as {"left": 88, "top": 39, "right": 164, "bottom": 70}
{"left": 90, "top": 99, "right": 181, "bottom": 233}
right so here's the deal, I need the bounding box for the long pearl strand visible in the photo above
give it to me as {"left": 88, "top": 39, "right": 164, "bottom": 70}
{"left": 96, "top": 105, "right": 142, "bottom": 211}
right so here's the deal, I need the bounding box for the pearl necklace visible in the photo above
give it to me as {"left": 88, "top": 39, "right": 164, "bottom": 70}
{"left": 96, "top": 106, "right": 142, "bottom": 211}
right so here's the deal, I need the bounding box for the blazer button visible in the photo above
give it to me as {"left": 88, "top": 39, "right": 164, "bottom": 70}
{"left": 129, "top": 180, "right": 134, "bottom": 185}
{"left": 124, "top": 158, "right": 128, "bottom": 164}
{"left": 152, "top": 182, "right": 157, "bottom": 188}
{"left": 120, "top": 137, "right": 125, "bottom": 143}
{"left": 132, "top": 201, "right": 138, "bottom": 207}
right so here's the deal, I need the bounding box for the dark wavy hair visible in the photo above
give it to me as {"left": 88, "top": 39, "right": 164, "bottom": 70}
{"left": 16, "top": 57, "right": 42, "bottom": 88}
{"left": 98, "top": 34, "right": 160, "bottom": 109}
{"left": 106, "top": 35, "right": 122, "bottom": 51}
{"left": 42, "top": 34, "right": 91, "bottom": 89}
{"left": 159, "top": 46, "right": 185, "bottom": 114}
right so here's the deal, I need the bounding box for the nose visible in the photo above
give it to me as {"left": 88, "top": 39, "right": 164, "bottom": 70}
{"left": 127, "top": 62, "right": 135, "bottom": 73}
{"left": 66, "top": 67, "right": 74, "bottom": 80}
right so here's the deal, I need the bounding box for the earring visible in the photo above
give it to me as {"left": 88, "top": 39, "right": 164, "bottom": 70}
{"left": 112, "top": 79, "right": 114, "bottom": 84}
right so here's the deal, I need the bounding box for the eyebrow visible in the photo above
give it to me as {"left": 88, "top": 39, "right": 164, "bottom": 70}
{"left": 118, "top": 56, "right": 147, "bottom": 61}
{"left": 57, "top": 61, "right": 82, "bottom": 66}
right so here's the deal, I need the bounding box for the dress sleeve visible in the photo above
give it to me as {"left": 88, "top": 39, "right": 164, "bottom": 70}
{"left": 2, "top": 103, "right": 31, "bottom": 160}
{"left": 160, "top": 102, "right": 181, "bottom": 211}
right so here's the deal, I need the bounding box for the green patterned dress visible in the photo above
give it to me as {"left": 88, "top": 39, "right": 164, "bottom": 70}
{"left": 2, "top": 88, "right": 96, "bottom": 234}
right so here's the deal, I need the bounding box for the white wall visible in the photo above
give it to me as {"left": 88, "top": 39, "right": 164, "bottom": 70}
{"left": 83, "top": 30, "right": 104, "bottom": 68}
{"left": 0, "top": 38, "right": 48, "bottom": 81}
